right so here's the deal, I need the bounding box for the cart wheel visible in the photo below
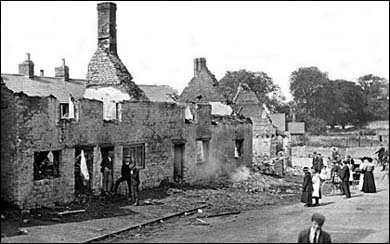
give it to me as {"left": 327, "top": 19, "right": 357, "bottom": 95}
{"left": 322, "top": 181, "right": 335, "bottom": 196}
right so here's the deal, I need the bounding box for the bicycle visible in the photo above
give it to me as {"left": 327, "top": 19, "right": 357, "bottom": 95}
{"left": 321, "top": 175, "right": 342, "bottom": 196}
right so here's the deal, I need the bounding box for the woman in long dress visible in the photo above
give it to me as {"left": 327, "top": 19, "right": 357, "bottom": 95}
{"left": 301, "top": 167, "right": 313, "bottom": 207}
{"left": 362, "top": 157, "right": 376, "bottom": 193}
{"left": 358, "top": 158, "right": 365, "bottom": 191}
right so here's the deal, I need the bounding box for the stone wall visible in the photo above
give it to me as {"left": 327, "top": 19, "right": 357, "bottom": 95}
{"left": 209, "top": 116, "right": 252, "bottom": 177}
{"left": 179, "top": 58, "right": 225, "bottom": 103}
{"left": 1, "top": 85, "right": 19, "bottom": 205}
{"left": 1, "top": 89, "right": 187, "bottom": 209}
{"left": 181, "top": 115, "right": 252, "bottom": 184}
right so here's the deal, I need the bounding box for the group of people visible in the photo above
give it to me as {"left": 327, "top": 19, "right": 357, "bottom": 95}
{"left": 301, "top": 148, "right": 378, "bottom": 207}
{"left": 101, "top": 152, "right": 140, "bottom": 205}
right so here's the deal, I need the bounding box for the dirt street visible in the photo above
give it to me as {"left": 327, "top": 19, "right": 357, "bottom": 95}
{"left": 97, "top": 171, "right": 389, "bottom": 243}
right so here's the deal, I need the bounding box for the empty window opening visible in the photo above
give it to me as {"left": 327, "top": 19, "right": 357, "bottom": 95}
{"left": 60, "top": 100, "right": 76, "bottom": 119}
{"left": 196, "top": 140, "right": 209, "bottom": 163}
{"left": 60, "top": 103, "right": 69, "bottom": 118}
{"left": 235, "top": 139, "right": 244, "bottom": 159}
{"left": 34, "top": 150, "right": 60, "bottom": 180}
{"left": 123, "top": 144, "right": 145, "bottom": 169}
{"left": 103, "top": 100, "right": 121, "bottom": 121}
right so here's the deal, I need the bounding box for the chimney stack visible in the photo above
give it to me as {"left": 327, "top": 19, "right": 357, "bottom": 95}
{"left": 97, "top": 2, "right": 117, "bottom": 55}
{"left": 18, "top": 53, "right": 34, "bottom": 78}
{"left": 55, "top": 58, "right": 69, "bottom": 81}
{"left": 40, "top": 69, "right": 44, "bottom": 77}
{"left": 194, "top": 57, "right": 207, "bottom": 76}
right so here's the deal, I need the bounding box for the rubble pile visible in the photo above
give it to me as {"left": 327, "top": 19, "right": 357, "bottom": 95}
{"left": 252, "top": 156, "right": 285, "bottom": 176}
{"left": 160, "top": 167, "right": 303, "bottom": 214}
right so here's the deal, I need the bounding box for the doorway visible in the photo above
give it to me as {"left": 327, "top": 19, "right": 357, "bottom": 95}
{"left": 100, "top": 146, "right": 114, "bottom": 193}
{"left": 173, "top": 144, "right": 185, "bottom": 183}
{"left": 74, "top": 147, "right": 94, "bottom": 194}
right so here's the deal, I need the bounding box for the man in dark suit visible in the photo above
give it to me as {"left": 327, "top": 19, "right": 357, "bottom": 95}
{"left": 312, "top": 152, "right": 324, "bottom": 173}
{"left": 298, "top": 213, "right": 332, "bottom": 243}
{"left": 113, "top": 156, "right": 132, "bottom": 200}
{"left": 339, "top": 160, "right": 351, "bottom": 198}
{"left": 129, "top": 161, "right": 140, "bottom": 206}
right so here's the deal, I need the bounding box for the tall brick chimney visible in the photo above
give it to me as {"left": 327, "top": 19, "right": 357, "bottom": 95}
{"left": 55, "top": 58, "right": 69, "bottom": 81}
{"left": 18, "top": 53, "right": 34, "bottom": 78}
{"left": 97, "top": 2, "right": 117, "bottom": 55}
{"left": 194, "top": 57, "right": 207, "bottom": 76}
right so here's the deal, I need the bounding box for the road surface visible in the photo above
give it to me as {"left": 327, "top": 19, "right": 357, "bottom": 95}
{"left": 100, "top": 170, "right": 389, "bottom": 243}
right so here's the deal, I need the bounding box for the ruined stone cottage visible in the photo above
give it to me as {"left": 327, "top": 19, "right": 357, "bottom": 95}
{"left": 1, "top": 2, "right": 252, "bottom": 209}
{"left": 179, "top": 58, "right": 253, "bottom": 181}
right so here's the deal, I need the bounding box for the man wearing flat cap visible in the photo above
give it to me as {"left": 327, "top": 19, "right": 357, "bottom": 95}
{"left": 298, "top": 213, "right": 332, "bottom": 243}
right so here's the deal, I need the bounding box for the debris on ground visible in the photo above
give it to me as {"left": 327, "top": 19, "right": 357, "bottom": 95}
{"left": 194, "top": 218, "right": 210, "bottom": 225}
{"left": 17, "top": 228, "right": 28, "bottom": 235}
{"left": 56, "top": 209, "right": 86, "bottom": 216}
{"left": 205, "top": 211, "right": 241, "bottom": 218}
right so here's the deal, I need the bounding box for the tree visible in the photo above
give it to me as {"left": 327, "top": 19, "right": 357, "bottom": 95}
{"left": 357, "top": 74, "right": 389, "bottom": 121}
{"left": 331, "top": 80, "right": 365, "bottom": 128}
{"left": 218, "top": 69, "right": 285, "bottom": 112}
{"left": 289, "top": 67, "right": 329, "bottom": 119}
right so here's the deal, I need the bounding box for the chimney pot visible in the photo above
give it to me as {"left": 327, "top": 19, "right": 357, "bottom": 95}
{"left": 26, "top": 53, "right": 30, "bottom": 61}
{"left": 40, "top": 70, "right": 44, "bottom": 76}
{"left": 194, "top": 57, "right": 207, "bottom": 76}
{"left": 62, "top": 58, "right": 65, "bottom": 66}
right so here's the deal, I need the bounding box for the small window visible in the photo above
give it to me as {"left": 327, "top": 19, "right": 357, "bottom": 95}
{"left": 60, "top": 103, "right": 69, "bottom": 119}
{"left": 34, "top": 151, "right": 60, "bottom": 180}
{"left": 123, "top": 144, "right": 145, "bottom": 169}
{"left": 196, "top": 140, "right": 209, "bottom": 163}
{"left": 103, "top": 100, "right": 120, "bottom": 121}
{"left": 60, "top": 100, "right": 76, "bottom": 120}
{"left": 235, "top": 139, "right": 244, "bottom": 158}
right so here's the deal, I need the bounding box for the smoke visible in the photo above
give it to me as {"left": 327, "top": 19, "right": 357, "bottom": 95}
{"left": 193, "top": 152, "right": 251, "bottom": 184}
{"left": 230, "top": 165, "right": 251, "bottom": 182}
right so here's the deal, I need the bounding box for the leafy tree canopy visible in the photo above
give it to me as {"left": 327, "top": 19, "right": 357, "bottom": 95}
{"left": 218, "top": 69, "right": 285, "bottom": 112}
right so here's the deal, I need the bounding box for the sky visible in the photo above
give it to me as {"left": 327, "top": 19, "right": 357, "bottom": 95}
{"left": 1, "top": 1, "right": 389, "bottom": 101}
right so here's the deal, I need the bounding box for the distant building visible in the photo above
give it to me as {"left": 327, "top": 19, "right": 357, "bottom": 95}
{"left": 288, "top": 122, "right": 305, "bottom": 135}
{"left": 138, "top": 84, "right": 178, "bottom": 103}
{"left": 269, "top": 113, "right": 286, "bottom": 132}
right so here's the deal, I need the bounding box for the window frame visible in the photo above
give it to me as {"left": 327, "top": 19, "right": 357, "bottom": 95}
{"left": 123, "top": 143, "right": 145, "bottom": 169}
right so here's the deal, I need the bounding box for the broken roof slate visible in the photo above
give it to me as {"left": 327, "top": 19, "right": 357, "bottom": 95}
{"left": 1, "top": 74, "right": 86, "bottom": 103}
{"left": 138, "top": 85, "right": 178, "bottom": 102}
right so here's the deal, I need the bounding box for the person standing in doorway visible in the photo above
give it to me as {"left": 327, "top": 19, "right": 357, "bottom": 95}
{"left": 101, "top": 152, "right": 113, "bottom": 196}
{"left": 301, "top": 167, "right": 313, "bottom": 207}
{"left": 129, "top": 160, "right": 140, "bottom": 205}
{"left": 298, "top": 213, "right": 332, "bottom": 243}
{"left": 113, "top": 156, "right": 132, "bottom": 200}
